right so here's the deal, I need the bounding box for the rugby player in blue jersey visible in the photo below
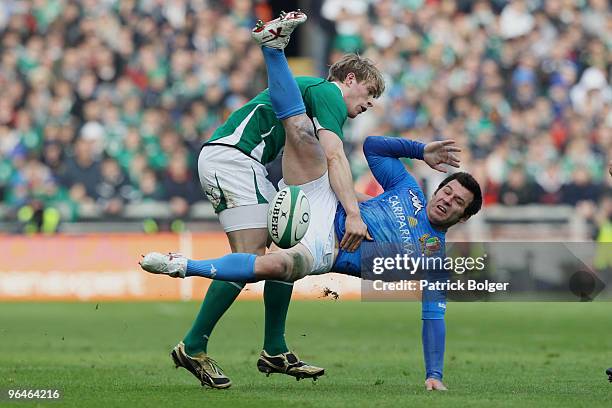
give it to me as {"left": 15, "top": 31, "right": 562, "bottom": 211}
{"left": 141, "top": 26, "right": 482, "bottom": 390}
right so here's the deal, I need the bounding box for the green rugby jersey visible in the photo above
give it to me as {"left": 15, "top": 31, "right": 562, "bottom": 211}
{"left": 206, "top": 76, "right": 348, "bottom": 165}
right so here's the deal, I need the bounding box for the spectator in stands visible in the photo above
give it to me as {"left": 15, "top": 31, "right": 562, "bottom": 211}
{"left": 62, "top": 137, "right": 102, "bottom": 200}
{"left": 0, "top": 0, "right": 609, "bottom": 228}
{"left": 560, "top": 166, "right": 603, "bottom": 206}
{"left": 162, "top": 150, "right": 200, "bottom": 205}
{"left": 41, "top": 142, "right": 65, "bottom": 180}
{"left": 162, "top": 149, "right": 200, "bottom": 232}
{"left": 95, "top": 157, "right": 131, "bottom": 217}
{"left": 498, "top": 165, "right": 544, "bottom": 206}
{"left": 134, "top": 168, "right": 165, "bottom": 203}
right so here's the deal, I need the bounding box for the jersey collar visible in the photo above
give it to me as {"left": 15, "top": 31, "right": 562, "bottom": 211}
{"left": 331, "top": 81, "right": 344, "bottom": 96}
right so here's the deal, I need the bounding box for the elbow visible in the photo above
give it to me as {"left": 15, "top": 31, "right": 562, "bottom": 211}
{"left": 363, "top": 136, "right": 384, "bottom": 157}
{"left": 363, "top": 136, "right": 380, "bottom": 164}
{"left": 324, "top": 144, "right": 344, "bottom": 167}
{"left": 326, "top": 152, "right": 341, "bottom": 168}
{"left": 363, "top": 136, "right": 376, "bottom": 154}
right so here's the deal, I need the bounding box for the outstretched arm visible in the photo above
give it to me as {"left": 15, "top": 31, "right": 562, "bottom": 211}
{"left": 363, "top": 136, "right": 461, "bottom": 191}
{"left": 363, "top": 136, "right": 425, "bottom": 191}
{"left": 422, "top": 319, "right": 447, "bottom": 390}
{"left": 422, "top": 270, "right": 448, "bottom": 391}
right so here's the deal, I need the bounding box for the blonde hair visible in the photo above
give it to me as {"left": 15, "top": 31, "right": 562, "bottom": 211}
{"left": 327, "top": 54, "right": 385, "bottom": 98}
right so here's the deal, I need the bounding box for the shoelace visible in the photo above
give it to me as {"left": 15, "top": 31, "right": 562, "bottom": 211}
{"left": 201, "top": 356, "right": 225, "bottom": 376}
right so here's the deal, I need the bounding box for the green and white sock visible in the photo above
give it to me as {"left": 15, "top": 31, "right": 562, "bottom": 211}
{"left": 263, "top": 280, "right": 293, "bottom": 355}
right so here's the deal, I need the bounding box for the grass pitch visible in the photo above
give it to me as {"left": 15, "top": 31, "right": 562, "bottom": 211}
{"left": 1, "top": 300, "right": 610, "bottom": 407}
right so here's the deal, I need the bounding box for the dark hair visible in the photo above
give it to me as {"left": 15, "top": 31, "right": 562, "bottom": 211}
{"left": 435, "top": 172, "right": 482, "bottom": 218}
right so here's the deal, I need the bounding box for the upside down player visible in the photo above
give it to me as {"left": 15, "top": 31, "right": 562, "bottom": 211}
{"left": 141, "top": 22, "right": 482, "bottom": 390}
{"left": 178, "top": 11, "right": 385, "bottom": 388}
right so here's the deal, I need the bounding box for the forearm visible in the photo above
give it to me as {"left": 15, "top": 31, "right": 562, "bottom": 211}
{"left": 422, "top": 281, "right": 447, "bottom": 381}
{"left": 422, "top": 318, "right": 445, "bottom": 380}
{"left": 328, "top": 153, "right": 360, "bottom": 216}
{"left": 364, "top": 136, "right": 425, "bottom": 161}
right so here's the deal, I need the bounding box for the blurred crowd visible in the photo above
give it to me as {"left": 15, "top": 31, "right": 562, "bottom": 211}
{"left": 0, "top": 0, "right": 274, "bottom": 227}
{"left": 0, "top": 0, "right": 610, "bottom": 237}
{"left": 318, "top": 0, "right": 611, "bottom": 239}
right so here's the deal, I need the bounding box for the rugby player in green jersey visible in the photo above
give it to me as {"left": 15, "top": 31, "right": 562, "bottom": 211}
{"left": 174, "top": 10, "right": 385, "bottom": 388}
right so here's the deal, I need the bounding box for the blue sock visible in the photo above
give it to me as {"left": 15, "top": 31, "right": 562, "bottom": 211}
{"left": 186, "top": 253, "right": 257, "bottom": 282}
{"left": 261, "top": 47, "right": 306, "bottom": 120}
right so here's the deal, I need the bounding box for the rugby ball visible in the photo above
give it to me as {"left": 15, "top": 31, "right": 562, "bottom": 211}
{"left": 267, "top": 186, "right": 310, "bottom": 249}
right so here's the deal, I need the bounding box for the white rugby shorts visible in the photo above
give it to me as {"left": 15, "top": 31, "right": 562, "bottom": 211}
{"left": 278, "top": 171, "right": 338, "bottom": 277}
{"left": 198, "top": 145, "right": 277, "bottom": 232}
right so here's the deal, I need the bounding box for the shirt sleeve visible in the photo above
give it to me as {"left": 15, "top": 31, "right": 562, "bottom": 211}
{"left": 422, "top": 318, "right": 445, "bottom": 380}
{"left": 363, "top": 136, "right": 426, "bottom": 191}
{"left": 303, "top": 82, "right": 347, "bottom": 139}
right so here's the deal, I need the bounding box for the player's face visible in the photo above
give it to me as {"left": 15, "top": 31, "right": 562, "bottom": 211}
{"left": 342, "top": 74, "right": 375, "bottom": 118}
{"left": 427, "top": 180, "right": 474, "bottom": 228}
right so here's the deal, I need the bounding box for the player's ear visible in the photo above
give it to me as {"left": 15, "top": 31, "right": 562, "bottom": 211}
{"left": 345, "top": 72, "right": 356, "bottom": 86}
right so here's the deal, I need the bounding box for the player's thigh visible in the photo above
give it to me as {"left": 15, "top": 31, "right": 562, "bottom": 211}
{"left": 199, "top": 145, "right": 277, "bottom": 250}
{"left": 281, "top": 114, "right": 327, "bottom": 185}
{"left": 226, "top": 228, "right": 268, "bottom": 255}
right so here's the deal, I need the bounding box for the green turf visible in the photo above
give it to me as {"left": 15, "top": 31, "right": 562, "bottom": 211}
{"left": 0, "top": 301, "right": 610, "bottom": 407}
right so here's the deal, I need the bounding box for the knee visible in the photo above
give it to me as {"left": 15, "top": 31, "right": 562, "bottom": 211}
{"left": 256, "top": 254, "right": 294, "bottom": 282}
{"left": 271, "top": 253, "right": 303, "bottom": 282}
{"left": 268, "top": 255, "right": 286, "bottom": 275}
{"left": 256, "top": 248, "right": 310, "bottom": 282}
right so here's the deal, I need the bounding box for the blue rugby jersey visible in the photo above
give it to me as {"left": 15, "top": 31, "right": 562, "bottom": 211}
{"left": 331, "top": 135, "right": 448, "bottom": 381}
{"left": 332, "top": 136, "right": 446, "bottom": 278}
